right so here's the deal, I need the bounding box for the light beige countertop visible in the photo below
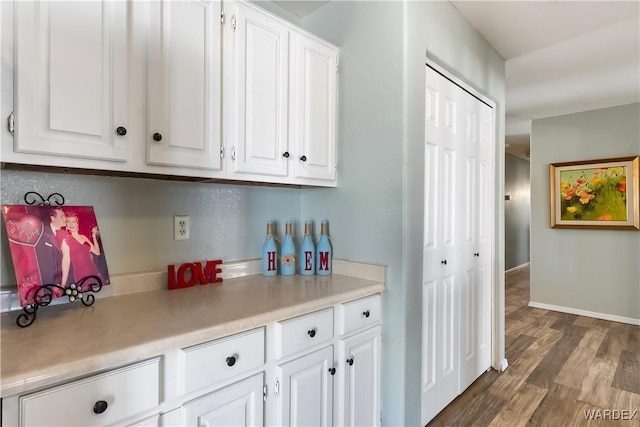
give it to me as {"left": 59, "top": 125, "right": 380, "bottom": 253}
{"left": 0, "top": 270, "right": 384, "bottom": 398}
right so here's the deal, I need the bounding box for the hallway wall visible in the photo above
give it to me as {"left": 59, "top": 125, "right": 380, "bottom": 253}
{"left": 505, "top": 154, "right": 531, "bottom": 270}
{"left": 530, "top": 103, "right": 640, "bottom": 323}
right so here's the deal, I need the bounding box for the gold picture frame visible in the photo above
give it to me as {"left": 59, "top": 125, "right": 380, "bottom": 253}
{"left": 549, "top": 156, "right": 639, "bottom": 230}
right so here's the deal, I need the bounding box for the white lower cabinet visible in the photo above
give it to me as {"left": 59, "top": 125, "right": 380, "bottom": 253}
{"left": 15, "top": 358, "right": 162, "bottom": 427}
{"left": 3, "top": 295, "right": 381, "bottom": 427}
{"left": 339, "top": 327, "right": 382, "bottom": 427}
{"left": 275, "top": 346, "right": 334, "bottom": 427}
{"left": 336, "top": 295, "right": 382, "bottom": 427}
{"left": 181, "top": 328, "right": 266, "bottom": 396}
{"left": 182, "top": 373, "right": 265, "bottom": 427}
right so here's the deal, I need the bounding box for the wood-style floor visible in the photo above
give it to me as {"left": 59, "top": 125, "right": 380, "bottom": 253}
{"left": 428, "top": 266, "right": 640, "bottom": 427}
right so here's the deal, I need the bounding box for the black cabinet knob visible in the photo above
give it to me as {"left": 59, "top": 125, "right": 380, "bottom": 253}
{"left": 93, "top": 400, "right": 108, "bottom": 415}
{"left": 307, "top": 329, "right": 316, "bottom": 338}
{"left": 226, "top": 356, "right": 236, "bottom": 367}
{"left": 362, "top": 310, "right": 370, "bottom": 318}
{"left": 329, "top": 367, "right": 336, "bottom": 376}
{"left": 441, "top": 260, "right": 447, "bottom": 265}
{"left": 115, "top": 126, "right": 127, "bottom": 136}
{"left": 299, "top": 155, "right": 307, "bottom": 162}
{"left": 346, "top": 358, "right": 354, "bottom": 366}
{"left": 474, "top": 253, "right": 480, "bottom": 257}
{"left": 153, "top": 133, "right": 163, "bottom": 142}
{"left": 283, "top": 151, "right": 290, "bottom": 158}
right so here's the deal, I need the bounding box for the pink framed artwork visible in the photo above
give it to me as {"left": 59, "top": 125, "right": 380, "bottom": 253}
{"left": 2, "top": 205, "right": 110, "bottom": 306}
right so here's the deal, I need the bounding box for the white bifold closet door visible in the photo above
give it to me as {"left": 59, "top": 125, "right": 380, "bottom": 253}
{"left": 421, "top": 65, "right": 493, "bottom": 426}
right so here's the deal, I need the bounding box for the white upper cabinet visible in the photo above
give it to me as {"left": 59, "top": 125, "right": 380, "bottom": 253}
{"left": 147, "top": 0, "right": 223, "bottom": 172}
{"left": 13, "top": 0, "right": 129, "bottom": 162}
{"left": 225, "top": 1, "right": 338, "bottom": 186}
{"left": 226, "top": 3, "right": 290, "bottom": 179}
{"left": 290, "top": 33, "right": 337, "bottom": 183}
{"left": 6, "top": 0, "right": 338, "bottom": 186}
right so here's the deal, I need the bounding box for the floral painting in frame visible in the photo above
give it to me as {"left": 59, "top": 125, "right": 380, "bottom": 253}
{"left": 549, "top": 156, "right": 639, "bottom": 230}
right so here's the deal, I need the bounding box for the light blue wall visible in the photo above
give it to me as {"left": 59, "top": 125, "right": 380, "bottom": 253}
{"left": 505, "top": 154, "right": 531, "bottom": 270}
{"left": 1, "top": 170, "right": 301, "bottom": 288}
{"left": 530, "top": 103, "right": 640, "bottom": 321}
{"left": 299, "top": 3, "right": 406, "bottom": 422}
{"left": 302, "top": 1, "right": 505, "bottom": 425}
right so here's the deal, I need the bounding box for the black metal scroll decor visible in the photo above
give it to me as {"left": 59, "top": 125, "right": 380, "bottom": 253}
{"left": 17, "top": 275, "right": 103, "bottom": 328}
{"left": 24, "top": 191, "right": 65, "bottom": 207}
{"left": 15, "top": 192, "right": 104, "bottom": 328}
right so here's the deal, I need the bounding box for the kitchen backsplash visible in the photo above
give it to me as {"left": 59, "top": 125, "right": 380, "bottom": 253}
{"left": 0, "top": 257, "right": 386, "bottom": 313}
{"left": 0, "top": 169, "right": 302, "bottom": 292}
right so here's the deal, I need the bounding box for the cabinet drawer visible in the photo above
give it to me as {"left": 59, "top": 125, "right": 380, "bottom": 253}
{"left": 276, "top": 308, "right": 333, "bottom": 359}
{"left": 182, "top": 328, "right": 265, "bottom": 395}
{"left": 340, "top": 294, "right": 381, "bottom": 335}
{"left": 20, "top": 358, "right": 161, "bottom": 427}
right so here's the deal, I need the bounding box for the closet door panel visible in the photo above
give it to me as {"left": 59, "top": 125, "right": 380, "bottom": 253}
{"left": 422, "top": 65, "right": 494, "bottom": 425}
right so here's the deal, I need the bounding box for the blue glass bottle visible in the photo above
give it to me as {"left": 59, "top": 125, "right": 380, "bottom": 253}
{"left": 280, "top": 220, "right": 296, "bottom": 276}
{"left": 300, "top": 220, "right": 315, "bottom": 275}
{"left": 316, "top": 220, "right": 332, "bottom": 275}
{"left": 262, "top": 220, "right": 278, "bottom": 276}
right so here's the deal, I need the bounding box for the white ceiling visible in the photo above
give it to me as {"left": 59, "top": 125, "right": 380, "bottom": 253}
{"left": 451, "top": 1, "right": 640, "bottom": 159}
{"left": 273, "top": 0, "right": 640, "bottom": 159}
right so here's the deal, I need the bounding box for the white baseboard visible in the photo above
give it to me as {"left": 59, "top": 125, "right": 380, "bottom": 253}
{"left": 528, "top": 301, "right": 640, "bottom": 326}
{"left": 505, "top": 262, "right": 530, "bottom": 275}
{"left": 499, "top": 358, "right": 509, "bottom": 372}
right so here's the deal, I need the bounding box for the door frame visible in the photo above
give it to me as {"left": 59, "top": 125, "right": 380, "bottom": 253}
{"left": 425, "top": 57, "right": 507, "bottom": 374}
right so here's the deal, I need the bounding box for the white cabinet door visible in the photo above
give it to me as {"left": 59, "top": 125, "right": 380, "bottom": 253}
{"left": 147, "top": 0, "right": 223, "bottom": 171}
{"left": 14, "top": 0, "right": 128, "bottom": 162}
{"left": 182, "top": 373, "right": 264, "bottom": 427}
{"left": 275, "top": 345, "right": 333, "bottom": 427}
{"left": 227, "top": 4, "right": 289, "bottom": 178}
{"left": 340, "top": 327, "right": 381, "bottom": 427}
{"left": 290, "top": 33, "right": 337, "bottom": 183}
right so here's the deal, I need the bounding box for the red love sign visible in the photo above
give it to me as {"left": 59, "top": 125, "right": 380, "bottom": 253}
{"left": 168, "top": 260, "right": 223, "bottom": 290}
{"left": 5, "top": 215, "right": 43, "bottom": 246}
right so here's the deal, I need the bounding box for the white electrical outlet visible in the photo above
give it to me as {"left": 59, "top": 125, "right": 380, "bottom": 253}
{"left": 174, "top": 215, "right": 190, "bottom": 240}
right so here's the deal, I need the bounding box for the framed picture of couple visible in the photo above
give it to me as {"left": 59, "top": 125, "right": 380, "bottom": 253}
{"left": 1, "top": 205, "right": 111, "bottom": 307}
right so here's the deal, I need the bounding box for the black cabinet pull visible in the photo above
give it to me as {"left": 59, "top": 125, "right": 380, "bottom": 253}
{"left": 441, "top": 260, "right": 447, "bottom": 265}
{"left": 307, "top": 329, "right": 316, "bottom": 338}
{"left": 299, "top": 155, "right": 307, "bottom": 162}
{"left": 474, "top": 252, "right": 480, "bottom": 257}
{"left": 346, "top": 358, "right": 354, "bottom": 366}
{"left": 283, "top": 151, "right": 290, "bottom": 158}
{"left": 93, "top": 400, "right": 108, "bottom": 415}
{"left": 115, "top": 126, "right": 127, "bottom": 136}
{"left": 153, "top": 133, "right": 163, "bottom": 142}
{"left": 226, "top": 356, "right": 236, "bottom": 367}
{"left": 329, "top": 367, "right": 336, "bottom": 375}
{"left": 362, "top": 310, "right": 370, "bottom": 318}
